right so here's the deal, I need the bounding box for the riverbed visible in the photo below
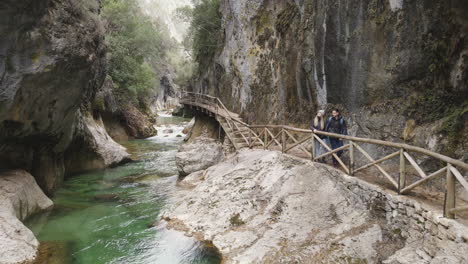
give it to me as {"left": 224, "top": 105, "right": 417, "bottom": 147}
{"left": 26, "top": 114, "right": 220, "bottom": 264}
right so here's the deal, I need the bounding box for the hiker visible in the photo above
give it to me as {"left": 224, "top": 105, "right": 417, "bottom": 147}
{"left": 325, "top": 108, "right": 347, "bottom": 167}
{"left": 311, "top": 110, "right": 327, "bottom": 161}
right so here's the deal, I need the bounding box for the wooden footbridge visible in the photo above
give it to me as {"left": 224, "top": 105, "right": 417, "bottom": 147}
{"left": 180, "top": 91, "right": 468, "bottom": 219}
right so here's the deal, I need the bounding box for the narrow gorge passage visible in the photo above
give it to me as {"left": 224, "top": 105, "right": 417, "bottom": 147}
{"left": 25, "top": 115, "right": 220, "bottom": 264}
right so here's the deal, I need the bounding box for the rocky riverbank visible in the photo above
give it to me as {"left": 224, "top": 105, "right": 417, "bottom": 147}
{"left": 0, "top": 170, "right": 53, "bottom": 264}
{"left": 165, "top": 149, "right": 468, "bottom": 263}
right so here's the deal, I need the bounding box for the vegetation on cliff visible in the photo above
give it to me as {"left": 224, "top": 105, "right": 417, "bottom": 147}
{"left": 102, "top": 0, "right": 173, "bottom": 109}
{"left": 176, "top": 0, "right": 222, "bottom": 73}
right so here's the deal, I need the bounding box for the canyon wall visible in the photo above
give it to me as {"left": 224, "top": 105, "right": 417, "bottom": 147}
{"left": 194, "top": 0, "right": 467, "bottom": 160}
{"left": 0, "top": 0, "right": 130, "bottom": 195}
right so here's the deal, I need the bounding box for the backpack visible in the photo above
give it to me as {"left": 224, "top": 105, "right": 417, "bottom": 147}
{"left": 327, "top": 117, "right": 345, "bottom": 126}
{"left": 326, "top": 117, "right": 345, "bottom": 132}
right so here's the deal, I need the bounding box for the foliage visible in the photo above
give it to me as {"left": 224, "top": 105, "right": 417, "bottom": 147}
{"left": 102, "top": 0, "right": 172, "bottom": 105}
{"left": 176, "top": 0, "right": 222, "bottom": 72}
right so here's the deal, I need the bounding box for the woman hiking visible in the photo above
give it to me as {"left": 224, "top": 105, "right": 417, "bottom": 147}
{"left": 311, "top": 110, "right": 327, "bottom": 161}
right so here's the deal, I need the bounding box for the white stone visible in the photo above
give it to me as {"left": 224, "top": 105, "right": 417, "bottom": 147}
{"left": 0, "top": 170, "right": 53, "bottom": 264}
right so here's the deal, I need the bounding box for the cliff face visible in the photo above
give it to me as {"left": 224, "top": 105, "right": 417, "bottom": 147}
{"left": 195, "top": 0, "right": 468, "bottom": 159}
{"left": 0, "top": 0, "right": 130, "bottom": 194}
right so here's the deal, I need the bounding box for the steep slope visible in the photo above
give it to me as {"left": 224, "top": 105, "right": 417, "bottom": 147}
{"left": 193, "top": 0, "right": 468, "bottom": 159}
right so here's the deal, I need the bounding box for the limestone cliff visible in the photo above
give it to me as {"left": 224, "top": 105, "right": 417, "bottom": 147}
{"left": 0, "top": 0, "right": 130, "bottom": 194}
{"left": 193, "top": 0, "right": 468, "bottom": 160}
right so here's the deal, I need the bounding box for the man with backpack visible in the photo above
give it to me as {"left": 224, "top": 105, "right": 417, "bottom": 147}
{"left": 325, "top": 108, "right": 347, "bottom": 167}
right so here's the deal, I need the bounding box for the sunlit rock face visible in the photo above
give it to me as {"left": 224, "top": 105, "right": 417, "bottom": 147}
{"left": 194, "top": 0, "right": 468, "bottom": 160}
{"left": 0, "top": 0, "right": 109, "bottom": 194}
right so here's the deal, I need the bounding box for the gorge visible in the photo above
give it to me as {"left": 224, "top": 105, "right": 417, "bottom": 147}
{"left": 0, "top": 0, "right": 467, "bottom": 263}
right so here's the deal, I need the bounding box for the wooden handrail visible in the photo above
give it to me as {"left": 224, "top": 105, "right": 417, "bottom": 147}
{"left": 180, "top": 91, "right": 468, "bottom": 219}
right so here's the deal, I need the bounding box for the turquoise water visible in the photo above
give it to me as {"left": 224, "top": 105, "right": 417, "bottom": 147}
{"left": 26, "top": 115, "right": 220, "bottom": 264}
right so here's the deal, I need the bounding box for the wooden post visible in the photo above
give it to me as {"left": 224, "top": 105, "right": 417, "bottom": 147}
{"left": 399, "top": 148, "right": 406, "bottom": 193}
{"left": 349, "top": 141, "right": 354, "bottom": 176}
{"left": 311, "top": 133, "right": 315, "bottom": 161}
{"left": 264, "top": 128, "right": 267, "bottom": 150}
{"left": 248, "top": 129, "right": 252, "bottom": 148}
{"left": 281, "top": 128, "right": 286, "bottom": 153}
{"left": 445, "top": 163, "right": 455, "bottom": 219}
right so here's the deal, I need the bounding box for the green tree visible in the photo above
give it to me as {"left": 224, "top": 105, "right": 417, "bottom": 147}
{"left": 176, "top": 0, "right": 222, "bottom": 72}
{"left": 102, "top": 0, "right": 171, "bottom": 105}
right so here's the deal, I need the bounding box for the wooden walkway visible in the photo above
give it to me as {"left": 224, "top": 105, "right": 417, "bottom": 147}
{"left": 180, "top": 92, "right": 468, "bottom": 219}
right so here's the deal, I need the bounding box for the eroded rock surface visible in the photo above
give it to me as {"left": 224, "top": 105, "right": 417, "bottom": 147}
{"left": 0, "top": 0, "right": 107, "bottom": 194}
{"left": 175, "top": 137, "right": 224, "bottom": 176}
{"left": 195, "top": 0, "right": 468, "bottom": 160}
{"left": 0, "top": 170, "right": 53, "bottom": 264}
{"left": 64, "top": 114, "right": 131, "bottom": 175}
{"left": 165, "top": 150, "right": 468, "bottom": 263}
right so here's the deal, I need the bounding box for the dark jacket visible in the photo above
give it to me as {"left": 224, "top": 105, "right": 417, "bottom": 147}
{"left": 325, "top": 116, "right": 347, "bottom": 136}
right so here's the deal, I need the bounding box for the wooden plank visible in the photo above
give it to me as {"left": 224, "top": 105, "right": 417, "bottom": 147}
{"left": 450, "top": 206, "right": 468, "bottom": 214}
{"left": 283, "top": 129, "right": 312, "bottom": 157}
{"left": 399, "top": 149, "right": 406, "bottom": 192}
{"left": 314, "top": 144, "right": 350, "bottom": 161}
{"left": 404, "top": 152, "right": 427, "bottom": 178}
{"left": 309, "top": 131, "right": 468, "bottom": 170}
{"left": 445, "top": 164, "right": 455, "bottom": 219}
{"left": 450, "top": 167, "right": 468, "bottom": 192}
{"left": 248, "top": 128, "right": 264, "bottom": 147}
{"left": 184, "top": 93, "right": 468, "bottom": 175}
{"left": 349, "top": 141, "right": 354, "bottom": 176}
{"left": 232, "top": 121, "right": 250, "bottom": 145}
{"left": 313, "top": 134, "right": 350, "bottom": 174}
{"left": 354, "top": 151, "right": 399, "bottom": 173}
{"left": 400, "top": 166, "right": 447, "bottom": 194}
{"left": 265, "top": 128, "right": 282, "bottom": 148}
{"left": 281, "top": 128, "right": 286, "bottom": 153}
{"left": 354, "top": 143, "right": 398, "bottom": 189}
{"left": 219, "top": 120, "right": 238, "bottom": 150}
{"left": 311, "top": 135, "right": 315, "bottom": 160}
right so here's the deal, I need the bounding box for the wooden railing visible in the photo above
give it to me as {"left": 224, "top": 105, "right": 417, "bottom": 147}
{"left": 180, "top": 91, "right": 468, "bottom": 219}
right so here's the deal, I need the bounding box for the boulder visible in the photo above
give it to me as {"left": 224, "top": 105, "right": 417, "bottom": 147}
{"left": 64, "top": 115, "right": 131, "bottom": 176}
{"left": 182, "top": 118, "right": 195, "bottom": 134}
{"left": 175, "top": 137, "right": 224, "bottom": 176}
{"left": 165, "top": 150, "right": 393, "bottom": 263}
{"left": 0, "top": 170, "right": 53, "bottom": 264}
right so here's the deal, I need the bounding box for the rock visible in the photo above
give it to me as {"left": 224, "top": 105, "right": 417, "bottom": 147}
{"left": 93, "top": 193, "right": 119, "bottom": 202}
{"left": 193, "top": 0, "right": 468, "bottom": 160}
{"left": 97, "top": 77, "right": 158, "bottom": 140}
{"left": 0, "top": 0, "right": 107, "bottom": 194}
{"left": 64, "top": 115, "right": 131, "bottom": 176}
{"left": 166, "top": 150, "right": 386, "bottom": 263}
{"left": 176, "top": 134, "right": 183, "bottom": 137}
{"left": 175, "top": 137, "right": 224, "bottom": 176}
{"left": 0, "top": 170, "right": 53, "bottom": 264}
{"left": 34, "top": 241, "right": 73, "bottom": 264}
{"left": 172, "top": 105, "right": 185, "bottom": 117}
{"left": 163, "top": 128, "right": 174, "bottom": 134}
{"left": 166, "top": 150, "right": 468, "bottom": 263}
{"left": 182, "top": 118, "right": 195, "bottom": 134}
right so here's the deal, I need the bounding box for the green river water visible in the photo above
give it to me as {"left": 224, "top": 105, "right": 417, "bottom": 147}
{"left": 25, "top": 115, "right": 220, "bottom": 264}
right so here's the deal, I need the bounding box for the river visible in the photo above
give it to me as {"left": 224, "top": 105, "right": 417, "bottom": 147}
{"left": 25, "top": 114, "right": 220, "bottom": 264}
